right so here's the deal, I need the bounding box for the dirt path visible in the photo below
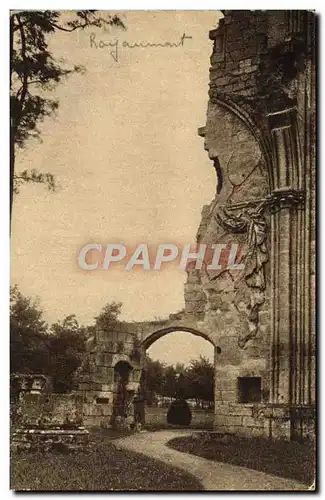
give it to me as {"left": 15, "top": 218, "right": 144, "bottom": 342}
{"left": 114, "top": 430, "right": 309, "bottom": 491}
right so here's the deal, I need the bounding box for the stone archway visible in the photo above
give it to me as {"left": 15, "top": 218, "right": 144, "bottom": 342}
{"left": 140, "top": 326, "right": 217, "bottom": 428}
{"left": 141, "top": 326, "right": 215, "bottom": 351}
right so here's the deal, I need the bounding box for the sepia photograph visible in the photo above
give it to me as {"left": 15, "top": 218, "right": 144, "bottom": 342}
{"left": 10, "top": 9, "right": 316, "bottom": 492}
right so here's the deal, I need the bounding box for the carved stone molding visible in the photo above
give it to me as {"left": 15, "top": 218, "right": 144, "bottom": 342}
{"left": 214, "top": 203, "right": 268, "bottom": 349}
{"left": 208, "top": 88, "right": 274, "bottom": 189}
{"left": 267, "top": 107, "right": 303, "bottom": 191}
{"left": 215, "top": 202, "right": 268, "bottom": 289}
{"left": 266, "top": 187, "right": 305, "bottom": 213}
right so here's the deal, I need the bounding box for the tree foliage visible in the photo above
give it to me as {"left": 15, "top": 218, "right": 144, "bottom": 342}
{"left": 143, "top": 355, "right": 214, "bottom": 407}
{"left": 10, "top": 285, "right": 49, "bottom": 374}
{"left": 10, "top": 285, "right": 214, "bottom": 402}
{"left": 10, "top": 286, "right": 90, "bottom": 392}
{"left": 185, "top": 356, "right": 214, "bottom": 404}
{"left": 48, "top": 314, "right": 88, "bottom": 392}
{"left": 10, "top": 10, "right": 125, "bottom": 217}
{"left": 142, "top": 356, "right": 166, "bottom": 405}
{"left": 94, "top": 301, "right": 122, "bottom": 332}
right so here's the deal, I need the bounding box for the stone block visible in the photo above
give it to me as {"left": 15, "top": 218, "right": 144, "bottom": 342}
{"left": 83, "top": 391, "right": 96, "bottom": 403}
{"left": 248, "top": 426, "right": 267, "bottom": 438}
{"left": 228, "top": 40, "right": 248, "bottom": 52}
{"left": 100, "top": 384, "right": 115, "bottom": 392}
{"left": 82, "top": 403, "right": 95, "bottom": 416}
{"left": 184, "top": 283, "right": 202, "bottom": 293}
{"left": 11, "top": 428, "right": 90, "bottom": 454}
{"left": 242, "top": 416, "right": 265, "bottom": 428}
{"left": 274, "top": 407, "right": 291, "bottom": 419}
{"left": 226, "top": 416, "right": 243, "bottom": 426}
{"left": 132, "top": 370, "right": 142, "bottom": 383}
{"left": 214, "top": 404, "right": 231, "bottom": 415}
{"left": 83, "top": 415, "right": 109, "bottom": 428}
{"left": 184, "top": 291, "right": 206, "bottom": 302}
{"left": 228, "top": 426, "right": 250, "bottom": 437}
{"left": 214, "top": 414, "right": 229, "bottom": 426}
{"left": 213, "top": 76, "right": 231, "bottom": 86}
{"left": 16, "top": 393, "right": 84, "bottom": 428}
{"left": 98, "top": 353, "right": 113, "bottom": 366}
{"left": 219, "top": 425, "right": 245, "bottom": 436}
{"left": 185, "top": 301, "right": 206, "bottom": 314}
{"left": 209, "top": 61, "right": 226, "bottom": 73}
{"left": 220, "top": 390, "right": 237, "bottom": 402}
{"left": 84, "top": 402, "right": 113, "bottom": 418}
{"left": 218, "top": 378, "right": 237, "bottom": 391}
{"left": 228, "top": 404, "right": 253, "bottom": 417}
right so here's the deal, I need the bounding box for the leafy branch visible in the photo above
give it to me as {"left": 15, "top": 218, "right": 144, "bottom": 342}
{"left": 10, "top": 10, "right": 126, "bottom": 223}
{"left": 13, "top": 169, "right": 57, "bottom": 194}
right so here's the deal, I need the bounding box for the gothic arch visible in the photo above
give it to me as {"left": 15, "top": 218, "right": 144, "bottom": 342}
{"left": 141, "top": 326, "right": 215, "bottom": 351}
{"left": 208, "top": 94, "right": 274, "bottom": 191}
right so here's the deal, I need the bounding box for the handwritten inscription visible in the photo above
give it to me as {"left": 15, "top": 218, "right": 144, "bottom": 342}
{"left": 89, "top": 32, "right": 192, "bottom": 62}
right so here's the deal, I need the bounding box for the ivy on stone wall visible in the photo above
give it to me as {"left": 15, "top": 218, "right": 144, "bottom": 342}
{"left": 256, "top": 39, "right": 308, "bottom": 112}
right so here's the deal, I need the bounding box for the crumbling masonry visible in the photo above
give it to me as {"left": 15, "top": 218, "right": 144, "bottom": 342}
{"left": 78, "top": 10, "right": 316, "bottom": 440}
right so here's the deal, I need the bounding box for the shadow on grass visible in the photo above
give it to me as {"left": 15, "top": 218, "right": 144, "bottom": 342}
{"left": 167, "top": 433, "right": 315, "bottom": 485}
{"left": 11, "top": 432, "right": 203, "bottom": 491}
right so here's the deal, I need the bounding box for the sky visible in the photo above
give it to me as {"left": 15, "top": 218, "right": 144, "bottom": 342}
{"left": 11, "top": 10, "right": 222, "bottom": 365}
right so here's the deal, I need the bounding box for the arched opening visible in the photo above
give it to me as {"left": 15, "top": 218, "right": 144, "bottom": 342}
{"left": 208, "top": 96, "right": 273, "bottom": 191}
{"left": 111, "top": 360, "right": 134, "bottom": 428}
{"left": 140, "top": 327, "right": 216, "bottom": 430}
{"left": 114, "top": 360, "right": 133, "bottom": 382}
{"left": 142, "top": 326, "right": 214, "bottom": 350}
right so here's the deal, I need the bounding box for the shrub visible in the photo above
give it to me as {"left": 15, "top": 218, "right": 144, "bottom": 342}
{"left": 167, "top": 399, "right": 192, "bottom": 426}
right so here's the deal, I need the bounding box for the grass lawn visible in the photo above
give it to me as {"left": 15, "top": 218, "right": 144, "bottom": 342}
{"left": 167, "top": 433, "right": 315, "bottom": 486}
{"left": 11, "top": 431, "right": 202, "bottom": 491}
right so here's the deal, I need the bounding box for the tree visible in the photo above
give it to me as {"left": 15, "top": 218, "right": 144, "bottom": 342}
{"left": 94, "top": 301, "right": 122, "bottom": 332}
{"left": 185, "top": 356, "right": 214, "bottom": 407}
{"left": 142, "top": 355, "right": 165, "bottom": 405}
{"left": 142, "top": 356, "right": 214, "bottom": 406}
{"left": 48, "top": 314, "right": 88, "bottom": 392}
{"left": 174, "top": 362, "right": 186, "bottom": 375}
{"left": 163, "top": 365, "right": 178, "bottom": 400}
{"left": 10, "top": 285, "right": 49, "bottom": 374}
{"left": 10, "top": 10, "right": 125, "bottom": 222}
{"left": 10, "top": 286, "right": 89, "bottom": 392}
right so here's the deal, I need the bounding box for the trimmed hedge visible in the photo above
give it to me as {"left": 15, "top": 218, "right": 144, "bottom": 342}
{"left": 167, "top": 399, "right": 192, "bottom": 426}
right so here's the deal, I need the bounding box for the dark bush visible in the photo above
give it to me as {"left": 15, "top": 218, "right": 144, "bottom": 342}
{"left": 167, "top": 399, "right": 192, "bottom": 426}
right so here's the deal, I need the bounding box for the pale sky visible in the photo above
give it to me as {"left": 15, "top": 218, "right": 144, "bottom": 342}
{"left": 11, "top": 11, "right": 221, "bottom": 365}
{"left": 147, "top": 331, "right": 214, "bottom": 366}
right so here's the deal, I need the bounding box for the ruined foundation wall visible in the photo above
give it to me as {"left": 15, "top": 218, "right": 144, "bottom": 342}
{"left": 78, "top": 322, "right": 145, "bottom": 428}
{"left": 187, "top": 10, "right": 316, "bottom": 439}
{"left": 76, "top": 11, "right": 316, "bottom": 440}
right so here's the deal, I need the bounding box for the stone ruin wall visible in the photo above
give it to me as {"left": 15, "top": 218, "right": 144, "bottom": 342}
{"left": 184, "top": 10, "right": 316, "bottom": 440}
{"left": 78, "top": 322, "right": 145, "bottom": 428}
{"left": 11, "top": 375, "right": 89, "bottom": 452}
{"left": 187, "top": 104, "right": 272, "bottom": 428}
{"left": 53, "top": 11, "right": 316, "bottom": 441}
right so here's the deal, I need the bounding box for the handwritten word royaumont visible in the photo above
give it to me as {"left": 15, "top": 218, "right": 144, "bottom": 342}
{"left": 89, "top": 32, "right": 193, "bottom": 62}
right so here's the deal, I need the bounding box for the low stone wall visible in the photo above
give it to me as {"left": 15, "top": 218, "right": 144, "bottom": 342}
{"left": 145, "top": 406, "right": 214, "bottom": 428}
{"left": 13, "top": 392, "right": 83, "bottom": 428}
{"left": 79, "top": 385, "right": 114, "bottom": 428}
{"left": 11, "top": 427, "right": 89, "bottom": 453}
{"left": 11, "top": 391, "right": 89, "bottom": 453}
{"left": 214, "top": 403, "right": 316, "bottom": 440}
